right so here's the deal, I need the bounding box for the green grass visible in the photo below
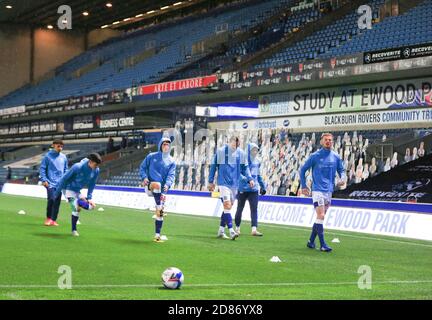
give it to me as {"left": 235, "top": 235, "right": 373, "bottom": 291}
{"left": 0, "top": 193, "right": 431, "bottom": 300}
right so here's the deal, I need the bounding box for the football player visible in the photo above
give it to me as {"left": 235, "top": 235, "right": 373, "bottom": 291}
{"left": 208, "top": 135, "right": 254, "bottom": 240}
{"left": 39, "top": 139, "right": 68, "bottom": 226}
{"left": 54, "top": 153, "right": 102, "bottom": 237}
{"left": 139, "top": 137, "right": 176, "bottom": 242}
{"left": 234, "top": 143, "right": 266, "bottom": 236}
{"left": 300, "top": 133, "right": 346, "bottom": 252}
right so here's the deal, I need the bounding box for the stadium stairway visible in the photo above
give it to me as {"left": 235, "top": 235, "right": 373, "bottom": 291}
{"left": 245, "top": 0, "right": 376, "bottom": 69}
{"left": 166, "top": 0, "right": 319, "bottom": 81}
{"left": 161, "top": 0, "right": 304, "bottom": 81}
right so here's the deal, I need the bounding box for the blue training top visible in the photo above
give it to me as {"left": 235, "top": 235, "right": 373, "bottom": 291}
{"left": 139, "top": 137, "right": 176, "bottom": 190}
{"left": 300, "top": 148, "right": 345, "bottom": 193}
{"left": 39, "top": 149, "right": 68, "bottom": 188}
{"left": 238, "top": 143, "right": 266, "bottom": 193}
{"left": 54, "top": 158, "right": 99, "bottom": 200}
{"left": 209, "top": 144, "right": 253, "bottom": 189}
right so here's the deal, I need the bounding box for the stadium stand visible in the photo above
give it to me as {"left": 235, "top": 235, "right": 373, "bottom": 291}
{"left": 99, "top": 126, "right": 432, "bottom": 201}
{"left": 0, "top": 0, "right": 296, "bottom": 108}
{"left": 256, "top": 0, "right": 386, "bottom": 68}
{"left": 334, "top": 152, "right": 432, "bottom": 203}
{"left": 165, "top": 0, "right": 321, "bottom": 80}
{"left": 319, "top": 0, "right": 432, "bottom": 59}
{"left": 1, "top": 0, "right": 431, "bottom": 202}
{"left": 171, "top": 0, "right": 432, "bottom": 79}
{"left": 2, "top": 0, "right": 430, "bottom": 107}
{"left": 0, "top": 141, "right": 112, "bottom": 184}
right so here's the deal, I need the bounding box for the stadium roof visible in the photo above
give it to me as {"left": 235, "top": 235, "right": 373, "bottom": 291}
{"left": 0, "top": 0, "right": 215, "bottom": 30}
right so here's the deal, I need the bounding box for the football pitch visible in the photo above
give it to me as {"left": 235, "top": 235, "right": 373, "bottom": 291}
{"left": 0, "top": 193, "right": 431, "bottom": 300}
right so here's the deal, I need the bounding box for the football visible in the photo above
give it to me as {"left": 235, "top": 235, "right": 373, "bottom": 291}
{"left": 161, "top": 267, "right": 184, "bottom": 289}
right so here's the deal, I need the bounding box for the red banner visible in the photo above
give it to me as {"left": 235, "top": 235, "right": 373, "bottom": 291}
{"left": 139, "top": 75, "right": 217, "bottom": 95}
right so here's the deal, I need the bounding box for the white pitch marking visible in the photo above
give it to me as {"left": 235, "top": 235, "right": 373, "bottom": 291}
{"left": 1, "top": 280, "right": 432, "bottom": 289}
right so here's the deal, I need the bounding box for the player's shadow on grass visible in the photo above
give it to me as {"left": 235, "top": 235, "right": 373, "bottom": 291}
{"left": 16, "top": 223, "right": 45, "bottom": 228}
{"left": 173, "top": 234, "right": 224, "bottom": 242}
{"left": 32, "top": 232, "right": 71, "bottom": 239}
{"left": 108, "top": 238, "right": 154, "bottom": 246}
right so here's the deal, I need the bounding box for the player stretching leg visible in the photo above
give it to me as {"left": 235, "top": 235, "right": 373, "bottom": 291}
{"left": 300, "top": 133, "right": 345, "bottom": 252}
{"left": 208, "top": 136, "right": 254, "bottom": 240}
{"left": 235, "top": 143, "right": 266, "bottom": 236}
{"left": 139, "top": 137, "right": 176, "bottom": 243}
{"left": 54, "top": 153, "right": 102, "bottom": 237}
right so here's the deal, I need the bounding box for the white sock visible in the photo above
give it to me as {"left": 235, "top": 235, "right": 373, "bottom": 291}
{"left": 218, "top": 226, "right": 225, "bottom": 234}
{"left": 229, "top": 227, "right": 235, "bottom": 234}
{"left": 252, "top": 226, "right": 257, "bottom": 232}
{"left": 155, "top": 233, "right": 160, "bottom": 238}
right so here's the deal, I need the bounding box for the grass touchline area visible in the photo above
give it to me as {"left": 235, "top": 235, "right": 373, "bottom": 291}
{"left": 1, "top": 193, "right": 431, "bottom": 300}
